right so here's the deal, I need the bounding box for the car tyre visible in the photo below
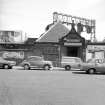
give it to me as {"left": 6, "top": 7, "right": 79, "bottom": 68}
{"left": 3, "top": 64, "right": 9, "bottom": 69}
{"left": 88, "top": 68, "right": 95, "bottom": 74}
{"left": 24, "top": 64, "right": 30, "bottom": 70}
{"left": 65, "top": 65, "right": 71, "bottom": 71}
{"left": 43, "top": 65, "right": 50, "bottom": 70}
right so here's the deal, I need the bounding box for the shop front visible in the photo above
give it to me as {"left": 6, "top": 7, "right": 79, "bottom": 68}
{"left": 59, "top": 24, "right": 86, "bottom": 61}
{"left": 86, "top": 42, "right": 105, "bottom": 61}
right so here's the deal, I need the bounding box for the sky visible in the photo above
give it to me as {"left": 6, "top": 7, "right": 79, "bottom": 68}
{"left": 0, "top": 0, "right": 105, "bottom": 41}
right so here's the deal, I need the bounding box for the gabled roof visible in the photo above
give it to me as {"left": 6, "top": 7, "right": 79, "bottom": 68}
{"left": 61, "top": 25, "right": 83, "bottom": 40}
{"left": 36, "top": 22, "right": 69, "bottom": 42}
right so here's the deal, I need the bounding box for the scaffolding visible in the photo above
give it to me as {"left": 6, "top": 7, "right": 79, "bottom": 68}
{"left": 53, "top": 12, "right": 96, "bottom": 42}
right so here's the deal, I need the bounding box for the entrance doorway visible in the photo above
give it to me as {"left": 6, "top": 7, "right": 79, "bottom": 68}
{"left": 67, "top": 47, "right": 79, "bottom": 57}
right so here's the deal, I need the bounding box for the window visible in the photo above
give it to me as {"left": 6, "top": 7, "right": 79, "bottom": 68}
{"left": 75, "top": 58, "right": 81, "bottom": 63}
{"left": 63, "top": 58, "right": 75, "bottom": 62}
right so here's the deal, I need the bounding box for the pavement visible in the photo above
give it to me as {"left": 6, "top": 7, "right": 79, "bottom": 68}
{"left": 12, "top": 66, "right": 65, "bottom": 71}
{"left": 12, "top": 66, "right": 80, "bottom": 71}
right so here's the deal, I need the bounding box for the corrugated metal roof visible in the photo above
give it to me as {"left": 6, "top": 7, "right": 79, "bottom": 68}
{"left": 37, "top": 22, "right": 69, "bottom": 42}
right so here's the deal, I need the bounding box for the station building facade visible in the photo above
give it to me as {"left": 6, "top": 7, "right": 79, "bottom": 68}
{"left": 36, "top": 22, "right": 86, "bottom": 66}
{"left": 1, "top": 22, "right": 104, "bottom": 67}
{"left": 0, "top": 22, "right": 86, "bottom": 66}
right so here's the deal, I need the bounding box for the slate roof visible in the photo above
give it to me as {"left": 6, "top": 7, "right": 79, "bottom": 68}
{"left": 61, "top": 25, "right": 83, "bottom": 40}
{"left": 36, "top": 22, "right": 69, "bottom": 42}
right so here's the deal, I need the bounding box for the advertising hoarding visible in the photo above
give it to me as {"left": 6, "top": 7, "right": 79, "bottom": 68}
{"left": 0, "top": 31, "right": 22, "bottom": 43}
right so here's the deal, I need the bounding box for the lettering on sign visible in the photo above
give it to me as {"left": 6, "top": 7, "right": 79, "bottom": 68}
{"left": 64, "top": 43, "right": 82, "bottom": 46}
{"left": 64, "top": 38, "right": 80, "bottom": 42}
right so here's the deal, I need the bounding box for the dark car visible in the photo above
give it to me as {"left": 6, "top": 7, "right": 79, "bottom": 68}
{"left": 0, "top": 57, "right": 16, "bottom": 69}
{"left": 81, "top": 58, "right": 105, "bottom": 74}
{"left": 20, "top": 56, "right": 53, "bottom": 70}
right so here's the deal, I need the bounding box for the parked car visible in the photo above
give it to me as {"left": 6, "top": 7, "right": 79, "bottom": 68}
{"left": 0, "top": 57, "right": 16, "bottom": 69}
{"left": 61, "top": 56, "right": 82, "bottom": 70}
{"left": 81, "top": 58, "right": 105, "bottom": 74}
{"left": 20, "top": 56, "right": 53, "bottom": 70}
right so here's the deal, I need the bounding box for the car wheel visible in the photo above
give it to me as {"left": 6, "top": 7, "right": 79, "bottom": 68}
{"left": 44, "top": 65, "right": 50, "bottom": 70}
{"left": 3, "top": 64, "right": 9, "bottom": 69}
{"left": 24, "top": 64, "right": 30, "bottom": 70}
{"left": 65, "top": 65, "right": 71, "bottom": 71}
{"left": 88, "top": 68, "right": 95, "bottom": 74}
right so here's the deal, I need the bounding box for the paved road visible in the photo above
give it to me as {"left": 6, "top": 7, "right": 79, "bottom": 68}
{"left": 0, "top": 69, "right": 105, "bottom": 105}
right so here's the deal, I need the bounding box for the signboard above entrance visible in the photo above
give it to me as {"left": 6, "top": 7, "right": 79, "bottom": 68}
{"left": 64, "top": 42, "right": 82, "bottom": 46}
{"left": 64, "top": 38, "right": 80, "bottom": 43}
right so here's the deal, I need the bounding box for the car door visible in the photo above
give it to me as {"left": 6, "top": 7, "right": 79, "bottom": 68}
{"left": 28, "top": 57, "right": 39, "bottom": 68}
{"left": 95, "top": 59, "right": 105, "bottom": 72}
{"left": 29, "top": 57, "right": 43, "bottom": 68}
{"left": 28, "top": 57, "right": 36, "bottom": 67}
{"left": 66, "top": 58, "right": 76, "bottom": 69}
{"left": 34, "top": 57, "right": 44, "bottom": 68}
{"left": 72, "top": 58, "right": 82, "bottom": 69}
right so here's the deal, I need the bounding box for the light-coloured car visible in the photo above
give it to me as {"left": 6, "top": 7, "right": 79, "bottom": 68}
{"left": 81, "top": 58, "right": 105, "bottom": 74}
{"left": 0, "top": 57, "right": 16, "bottom": 69}
{"left": 61, "top": 56, "right": 82, "bottom": 70}
{"left": 20, "top": 56, "right": 53, "bottom": 70}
